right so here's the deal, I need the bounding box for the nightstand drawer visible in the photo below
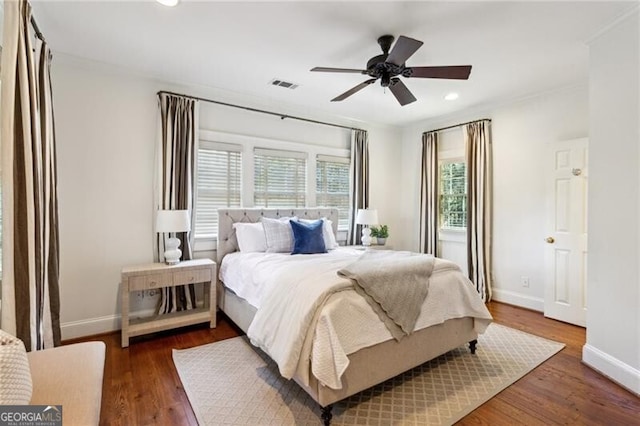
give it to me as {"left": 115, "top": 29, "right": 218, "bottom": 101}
{"left": 173, "top": 268, "right": 212, "bottom": 286}
{"left": 128, "top": 273, "right": 172, "bottom": 291}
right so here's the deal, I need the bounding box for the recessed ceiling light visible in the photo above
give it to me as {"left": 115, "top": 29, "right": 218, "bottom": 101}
{"left": 444, "top": 92, "right": 459, "bottom": 101}
{"left": 156, "top": 0, "right": 180, "bottom": 6}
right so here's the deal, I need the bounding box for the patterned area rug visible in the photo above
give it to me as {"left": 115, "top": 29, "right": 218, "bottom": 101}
{"left": 173, "top": 324, "right": 564, "bottom": 425}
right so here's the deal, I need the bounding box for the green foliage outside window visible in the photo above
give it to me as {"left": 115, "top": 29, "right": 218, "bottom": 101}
{"left": 440, "top": 162, "right": 467, "bottom": 229}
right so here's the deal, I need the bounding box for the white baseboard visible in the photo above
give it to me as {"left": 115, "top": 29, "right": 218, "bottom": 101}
{"left": 61, "top": 314, "right": 121, "bottom": 340}
{"left": 491, "top": 288, "right": 544, "bottom": 312}
{"left": 582, "top": 344, "right": 640, "bottom": 396}
{"left": 61, "top": 308, "right": 156, "bottom": 341}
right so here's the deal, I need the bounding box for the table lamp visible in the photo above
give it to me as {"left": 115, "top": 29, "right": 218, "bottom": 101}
{"left": 356, "top": 208, "right": 379, "bottom": 246}
{"left": 156, "top": 209, "right": 190, "bottom": 265}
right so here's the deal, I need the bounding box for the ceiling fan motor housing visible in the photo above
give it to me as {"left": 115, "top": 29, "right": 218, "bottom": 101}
{"left": 366, "top": 35, "right": 413, "bottom": 86}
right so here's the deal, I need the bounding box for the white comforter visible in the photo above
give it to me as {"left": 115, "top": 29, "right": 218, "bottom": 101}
{"left": 222, "top": 248, "right": 493, "bottom": 390}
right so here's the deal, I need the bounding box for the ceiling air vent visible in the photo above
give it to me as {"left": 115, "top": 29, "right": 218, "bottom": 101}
{"left": 269, "top": 79, "right": 299, "bottom": 90}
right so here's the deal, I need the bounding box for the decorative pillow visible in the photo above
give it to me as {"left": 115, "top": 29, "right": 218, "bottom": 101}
{"left": 0, "top": 329, "right": 32, "bottom": 404}
{"left": 300, "top": 218, "right": 339, "bottom": 250}
{"left": 290, "top": 219, "right": 327, "bottom": 255}
{"left": 233, "top": 222, "right": 267, "bottom": 252}
{"left": 261, "top": 216, "right": 298, "bottom": 253}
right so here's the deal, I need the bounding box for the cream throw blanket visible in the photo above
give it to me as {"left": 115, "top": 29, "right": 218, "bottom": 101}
{"left": 338, "top": 250, "right": 434, "bottom": 340}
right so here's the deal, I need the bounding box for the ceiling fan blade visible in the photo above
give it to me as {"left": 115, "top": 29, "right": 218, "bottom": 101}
{"left": 311, "top": 67, "right": 367, "bottom": 74}
{"left": 389, "top": 79, "right": 417, "bottom": 106}
{"left": 408, "top": 65, "right": 472, "bottom": 80}
{"left": 386, "top": 36, "right": 423, "bottom": 66}
{"left": 331, "top": 79, "right": 377, "bottom": 102}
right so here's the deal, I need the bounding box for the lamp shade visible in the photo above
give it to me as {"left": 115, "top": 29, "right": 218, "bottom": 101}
{"left": 355, "top": 209, "right": 379, "bottom": 226}
{"left": 156, "top": 210, "right": 190, "bottom": 233}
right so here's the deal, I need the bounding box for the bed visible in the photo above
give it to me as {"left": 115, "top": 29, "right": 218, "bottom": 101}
{"left": 216, "top": 208, "right": 492, "bottom": 424}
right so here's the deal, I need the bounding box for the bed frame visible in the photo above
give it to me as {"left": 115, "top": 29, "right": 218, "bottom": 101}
{"left": 216, "top": 208, "right": 478, "bottom": 424}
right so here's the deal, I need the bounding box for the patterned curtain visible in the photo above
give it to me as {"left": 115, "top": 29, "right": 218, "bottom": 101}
{"left": 347, "top": 130, "right": 369, "bottom": 245}
{"left": 155, "top": 93, "right": 199, "bottom": 313}
{"left": 419, "top": 131, "right": 439, "bottom": 255}
{"left": 0, "top": 0, "right": 61, "bottom": 350}
{"left": 465, "top": 120, "right": 493, "bottom": 301}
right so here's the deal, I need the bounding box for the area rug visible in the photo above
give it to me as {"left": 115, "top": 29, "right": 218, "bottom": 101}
{"left": 173, "top": 324, "right": 564, "bottom": 425}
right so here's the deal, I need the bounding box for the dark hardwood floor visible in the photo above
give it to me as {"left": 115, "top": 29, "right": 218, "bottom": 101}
{"left": 68, "top": 302, "right": 640, "bottom": 425}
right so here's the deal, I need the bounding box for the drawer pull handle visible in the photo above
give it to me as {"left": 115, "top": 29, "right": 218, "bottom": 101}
{"left": 149, "top": 281, "right": 157, "bottom": 287}
{"left": 189, "top": 276, "right": 195, "bottom": 282}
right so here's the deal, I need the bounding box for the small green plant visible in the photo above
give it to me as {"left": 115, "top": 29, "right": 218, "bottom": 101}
{"left": 370, "top": 225, "right": 389, "bottom": 239}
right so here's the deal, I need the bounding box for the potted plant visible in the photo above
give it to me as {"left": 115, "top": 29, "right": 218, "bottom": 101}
{"left": 370, "top": 225, "right": 389, "bottom": 245}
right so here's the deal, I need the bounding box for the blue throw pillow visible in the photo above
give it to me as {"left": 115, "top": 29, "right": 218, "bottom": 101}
{"left": 290, "top": 219, "right": 327, "bottom": 255}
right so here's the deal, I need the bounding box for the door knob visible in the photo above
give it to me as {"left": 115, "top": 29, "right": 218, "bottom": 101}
{"left": 545, "top": 237, "right": 555, "bottom": 244}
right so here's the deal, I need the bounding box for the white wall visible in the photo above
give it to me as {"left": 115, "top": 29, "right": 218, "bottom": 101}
{"left": 583, "top": 10, "right": 639, "bottom": 395}
{"left": 399, "top": 87, "right": 588, "bottom": 310}
{"left": 52, "top": 54, "right": 402, "bottom": 339}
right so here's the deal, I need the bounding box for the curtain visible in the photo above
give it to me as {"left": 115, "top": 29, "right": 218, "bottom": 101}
{"left": 0, "top": 0, "right": 61, "bottom": 350}
{"left": 419, "top": 131, "right": 439, "bottom": 255}
{"left": 155, "top": 93, "right": 199, "bottom": 313}
{"left": 346, "top": 129, "right": 369, "bottom": 245}
{"left": 465, "top": 120, "right": 493, "bottom": 301}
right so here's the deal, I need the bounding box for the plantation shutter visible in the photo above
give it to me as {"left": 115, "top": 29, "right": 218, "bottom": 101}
{"left": 195, "top": 141, "right": 242, "bottom": 237}
{"left": 254, "top": 148, "right": 307, "bottom": 207}
{"left": 316, "top": 154, "right": 350, "bottom": 229}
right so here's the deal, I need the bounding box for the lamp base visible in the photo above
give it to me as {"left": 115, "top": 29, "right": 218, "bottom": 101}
{"left": 361, "top": 227, "right": 372, "bottom": 247}
{"left": 164, "top": 237, "right": 182, "bottom": 265}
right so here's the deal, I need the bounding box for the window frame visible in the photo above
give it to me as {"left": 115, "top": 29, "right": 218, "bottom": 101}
{"left": 315, "top": 154, "right": 350, "bottom": 231}
{"left": 438, "top": 157, "right": 467, "bottom": 232}
{"left": 194, "top": 140, "right": 243, "bottom": 239}
{"left": 253, "top": 147, "right": 308, "bottom": 208}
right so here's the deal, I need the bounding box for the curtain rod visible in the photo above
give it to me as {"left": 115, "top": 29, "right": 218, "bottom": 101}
{"left": 30, "top": 16, "right": 45, "bottom": 42}
{"left": 157, "top": 90, "right": 364, "bottom": 132}
{"left": 425, "top": 118, "right": 492, "bottom": 134}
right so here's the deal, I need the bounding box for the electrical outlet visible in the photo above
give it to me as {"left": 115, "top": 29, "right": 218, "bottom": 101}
{"left": 520, "top": 276, "right": 530, "bottom": 287}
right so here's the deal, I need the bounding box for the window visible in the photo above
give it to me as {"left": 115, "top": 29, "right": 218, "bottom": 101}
{"left": 254, "top": 148, "right": 307, "bottom": 208}
{"left": 439, "top": 161, "right": 467, "bottom": 229}
{"left": 194, "top": 141, "right": 242, "bottom": 237}
{"left": 192, "top": 130, "right": 351, "bottom": 243}
{"left": 316, "top": 155, "right": 350, "bottom": 230}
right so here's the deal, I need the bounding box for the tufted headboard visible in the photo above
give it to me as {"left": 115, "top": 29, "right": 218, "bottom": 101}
{"left": 217, "top": 208, "right": 339, "bottom": 265}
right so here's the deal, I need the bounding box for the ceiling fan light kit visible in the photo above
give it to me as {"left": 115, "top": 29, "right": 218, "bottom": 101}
{"left": 311, "top": 35, "right": 472, "bottom": 106}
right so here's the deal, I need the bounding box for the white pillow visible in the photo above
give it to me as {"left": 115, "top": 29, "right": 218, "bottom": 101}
{"left": 261, "top": 216, "right": 298, "bottom": 253}
{"left": 233, "top": 222, "right": 267, "bottom": 252}
{"left": 300, "top": 218, "right": 339, "bottom": 250}
{"left": 0, "top": 329, "right": 32, "bottom": 404}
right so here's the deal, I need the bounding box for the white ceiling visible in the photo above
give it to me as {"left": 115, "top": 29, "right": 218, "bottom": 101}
{"left": 32, "top": 1, "right": 636, "bottom": 127}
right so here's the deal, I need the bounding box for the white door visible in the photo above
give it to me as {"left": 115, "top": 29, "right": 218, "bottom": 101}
{"left": 544, "top": 138, "right": 588, "bottom": 327}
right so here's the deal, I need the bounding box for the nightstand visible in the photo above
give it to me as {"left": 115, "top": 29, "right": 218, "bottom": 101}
{"left": 120, "top": 258, "right": 216, "bottom": 347}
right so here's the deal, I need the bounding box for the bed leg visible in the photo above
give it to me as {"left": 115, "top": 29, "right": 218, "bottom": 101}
{"left": 469, "top": 339, "right": 478, "bottom": 354}
{"left": 321, "top": 404, "right": 333, "bottom": 425}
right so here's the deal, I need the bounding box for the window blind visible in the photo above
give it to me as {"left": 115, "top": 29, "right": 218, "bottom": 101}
{"left": 316, "top": 155, "right": 350, "bottom": 229}
{"left": 195, "top": 141, "right": 242, "bottom": 237}
{"left": 254, "top": 148, "right": 307, "bottom": 208}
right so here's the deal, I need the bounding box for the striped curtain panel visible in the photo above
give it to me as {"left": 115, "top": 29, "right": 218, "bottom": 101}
{"left": 155, "top": 93, "right": 199, "bottom": 313}
{"left": 419, "top": 131, "right": 439, "bottom": 255}
{"left": 0, "top": 0, "right": 61, "bottom": 350}
{"left": 465, "top": 120, "right": 493, "bottom": 302}
{"left": 347, "top": 130, "right": 370, "bottom": 245}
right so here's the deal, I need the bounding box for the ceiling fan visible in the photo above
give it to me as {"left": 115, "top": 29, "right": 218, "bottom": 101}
{"left": 311, "top": 35, "right": 472, "bottom": 106}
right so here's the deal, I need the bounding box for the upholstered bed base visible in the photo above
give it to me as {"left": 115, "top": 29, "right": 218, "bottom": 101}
{"left": 219, "top": 283, "right": 476, "bottom": 407}
{"left": 216, "top": 208, "right": 478, "bottom": 412}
